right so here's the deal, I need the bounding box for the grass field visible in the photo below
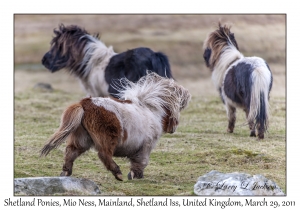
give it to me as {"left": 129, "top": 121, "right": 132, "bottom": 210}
{"left": 14, "top": 14, "right": 286, "bottom": 195}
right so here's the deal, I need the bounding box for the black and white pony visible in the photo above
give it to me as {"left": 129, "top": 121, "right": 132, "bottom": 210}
{"left": 203, "top": 23, "right": 273, "bottom": 139}
{"left": 42, "top": 24, "right": 173, "bottom": 97}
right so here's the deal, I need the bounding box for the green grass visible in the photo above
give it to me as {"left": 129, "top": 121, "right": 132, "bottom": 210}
{"left": 14, "top": 87, "right": 286, "bottom": 195}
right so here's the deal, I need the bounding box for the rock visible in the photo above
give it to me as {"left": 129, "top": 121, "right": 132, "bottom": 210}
{"left": 194, "top": 170, "right": 284, "bottom": 195}
{"left": 33, "top": 83, "right": 53, "bottom": 92}
{"left": 14, "top": 177, "right": 101, "bottom": 195}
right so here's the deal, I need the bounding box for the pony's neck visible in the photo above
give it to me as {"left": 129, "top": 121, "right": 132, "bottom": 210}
{"left": 212, "top": 45, "right": 243, "bottom": 90}
{"left": 80, "top": 35, "right": 116, "bottom": 78}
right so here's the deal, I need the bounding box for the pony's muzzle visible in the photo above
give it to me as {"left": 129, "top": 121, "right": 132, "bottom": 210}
{"left": 41, "top": 51, "right": 63, "bottom": 73}
{"left": 169, "top": 126, "right": 177, "bottom": 134}
{"left": 167, "top": 117, "right": 178, "bottom": 134}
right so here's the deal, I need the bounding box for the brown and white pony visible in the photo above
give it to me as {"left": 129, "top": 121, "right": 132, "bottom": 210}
{"left": 40, "top": 72, "right": 191, "bottom": 181}
{"left": 203, "top": 23, "right": 273, "bottom": 139}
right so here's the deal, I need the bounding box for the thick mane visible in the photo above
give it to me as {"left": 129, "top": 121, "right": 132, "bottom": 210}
{"left": 51, "top": 24, "right": 112, "bottom": 78}
{"left": 203, "top": 23, "right": 241, "bottom": 70}
{"left": 81, "top": 35, "right": 115, "bottom": 78}
{"left": 115, "top": 72, "right": 190, "bottom": 120}
{"left": 52, "top": 24, "right": 90, "bottom": 56}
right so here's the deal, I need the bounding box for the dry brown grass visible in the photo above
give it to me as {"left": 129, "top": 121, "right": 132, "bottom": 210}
{"left": 14, "top": 14, "right": 285, "bottom": 80}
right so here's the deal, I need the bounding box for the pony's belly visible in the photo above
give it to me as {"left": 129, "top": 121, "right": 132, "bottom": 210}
{"left": 113, "top": 134, "right": 154, "bottom": 158}
{"left": 223, "top": 95, "right": 245, "bottom": 109}
{"left": 113, "top": 144, "right": 142, "bottom": 158}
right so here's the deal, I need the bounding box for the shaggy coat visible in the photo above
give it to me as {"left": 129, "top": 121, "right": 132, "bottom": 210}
{"left": 42, "top": 24, "right": 173, "bottom": 97}
{"left": 203, "top": 23, "right": 273, "bottom": 139}
{"left": 40, "top": 73, "right": 191, "bottom": 181}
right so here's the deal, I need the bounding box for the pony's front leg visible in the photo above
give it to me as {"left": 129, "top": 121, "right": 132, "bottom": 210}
{"left": 226, "top": 105, "right": 236, "bottom": 133}
{"left": 127, "top": 145, "right": 152, "bottom": 180}
{"left": 127, "top": 158, "right": 148, "bottom": 180}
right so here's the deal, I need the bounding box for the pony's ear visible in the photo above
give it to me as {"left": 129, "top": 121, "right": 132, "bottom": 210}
{"left": 203, "top": 48, "right": 212, "bottom": 67}
{"left": 54, "top": 27, "right": 62, "bottom": 36}
{"left": 229, "top": 32, "right": 239, "bottom": 50}
{"left": 229, "top": 33, "right": 235, "bottom": 40}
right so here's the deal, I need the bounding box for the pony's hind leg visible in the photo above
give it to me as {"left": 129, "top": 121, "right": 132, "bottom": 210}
{"left": 82, "top": 105, "right": 123, "bottom": 180}
{"left": 244, "top": 109, "right": 256, "bottom": 137}
{"left": 257, "top": 123, "right": 265, "bottom": 140}
{"left": 61, "top": 145, "right": 87, "bottom": 176}
{"left": 89, "top": 131, "right": 123, "bottom": 181}
{"left": 249, "top": 122, "right": 256, "bottom": 137}
{"left": 61, "top": 125, "right": 93, "bottom": 176}
{"left": 226, "top": 105, "right": 236, "bottom": 133}
{"left": 97, "top": 148, "right": 123, "bottom": 181}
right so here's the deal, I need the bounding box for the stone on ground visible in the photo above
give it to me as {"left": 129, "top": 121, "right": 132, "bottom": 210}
{"left": 14, "top": 177, "right": 101, "bottom": 195}
{"left": 194, "top": 170, "right": 284, "bottom": 195}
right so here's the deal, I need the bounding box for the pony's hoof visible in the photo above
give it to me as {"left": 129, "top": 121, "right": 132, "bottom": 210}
{"left": 128, "top": 171, "right": 143, "bottom": 180}
{"left": 127, "top": 171, "right": 134, "bottom": 180}
{"left": 227, "top": 128, "right": 234, "bottom": 133}
{"left": 60, "top": 171, "right": 70, "bottom": 176}
{"left": 257, "top": 134, "right": 264, "bottom": 140}
{"left": 115, "top": 173, "right": 123, "bottom": 181}
{"left": 250, "top": 131, "right": 256, "bottom": 137}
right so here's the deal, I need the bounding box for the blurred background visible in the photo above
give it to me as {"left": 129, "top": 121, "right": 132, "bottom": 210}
{"left": 14, "top": 14, "right": 285, "bottom": 97}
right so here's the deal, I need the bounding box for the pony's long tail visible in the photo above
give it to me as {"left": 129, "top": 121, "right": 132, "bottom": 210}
{"left": 40, "top": 103, "right": 84, "bottom": 156}
{"left": 151, "top": 52, "right": 173, "bottom": 79}
{"left": 247, "top": 67, "right": 272, "bottom": 133}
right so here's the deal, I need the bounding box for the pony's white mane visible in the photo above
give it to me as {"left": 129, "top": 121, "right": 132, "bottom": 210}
{"left": 115, "top": 72, "right": 190, "bottom": 120}
{"left": 80, "top": 35, "right": 116, "bottom": 78}
{"left": 212, "top": 45, "right": 243, "bottom": 89}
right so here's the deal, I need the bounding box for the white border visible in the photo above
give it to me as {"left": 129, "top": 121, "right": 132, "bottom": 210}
{"left": 3, "top": 1, "right": 297, "bottom": 209}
